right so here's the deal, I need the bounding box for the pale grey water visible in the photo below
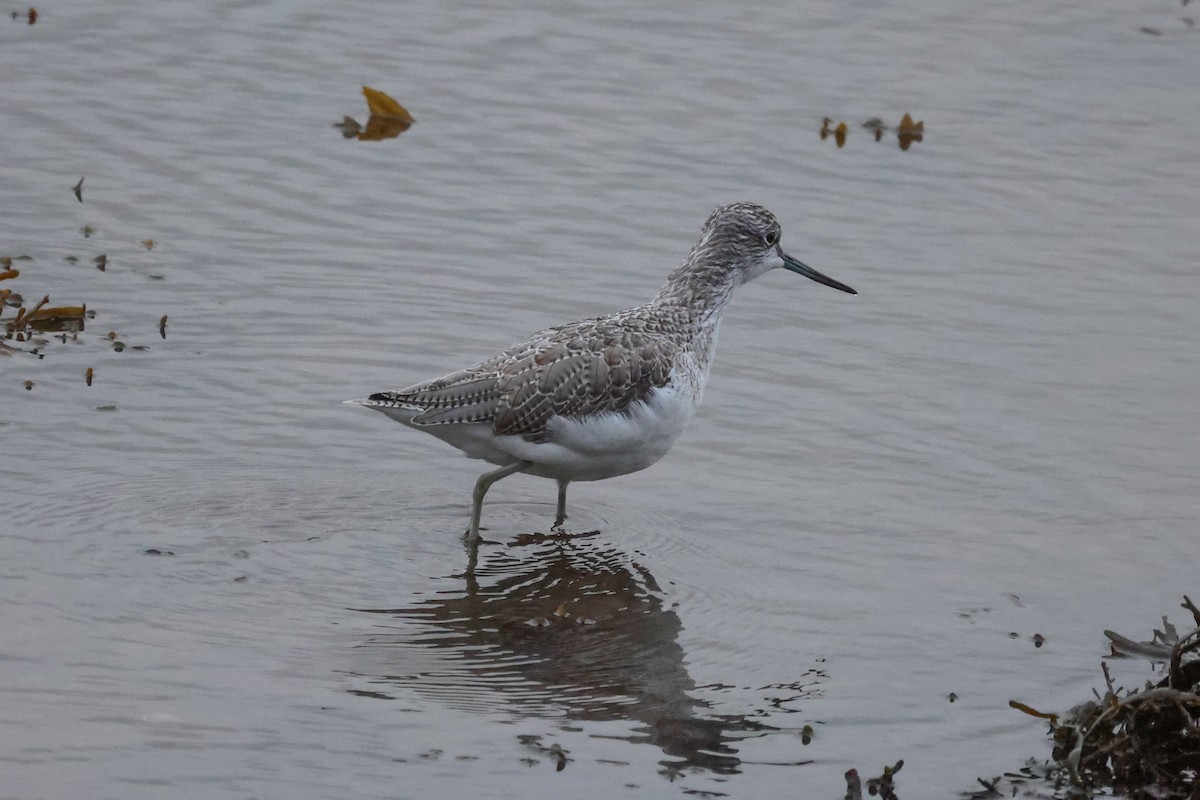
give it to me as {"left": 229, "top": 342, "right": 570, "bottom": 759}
{"left": 3, "top": 1, "right": 1199, "bottom": 797}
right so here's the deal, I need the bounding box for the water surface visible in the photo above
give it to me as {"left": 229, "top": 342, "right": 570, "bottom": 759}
{"left": 3, "top": 1, "right": 1199, "bottom": 797}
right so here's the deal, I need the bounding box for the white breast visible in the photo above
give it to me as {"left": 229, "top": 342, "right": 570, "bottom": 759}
{"left": 495, "top": 373, "right": 704, "bottom": 482}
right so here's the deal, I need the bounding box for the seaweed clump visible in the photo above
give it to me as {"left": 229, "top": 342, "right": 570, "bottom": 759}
{"left": 1011, "top": 595, "right": 1200, "bottom": 799}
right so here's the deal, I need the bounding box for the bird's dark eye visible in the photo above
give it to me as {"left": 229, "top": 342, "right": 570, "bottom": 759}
{"left": 764, "top": 229, "right": 780, "bottom": 246}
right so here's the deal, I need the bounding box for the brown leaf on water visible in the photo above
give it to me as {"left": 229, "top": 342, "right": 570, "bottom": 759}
{"left": 819, "top": 117, "right": 851, "bottom": 146}
{"left": 362, "top": 86, "right": 413, "bottom": 123}
{"left": 341, "top": 86, "right": 414, "bottom": 141}
{"left": 357, "top": 115, "right": 413, "bottom": 141}
{"left": 142, "top": 239, "right": 155, "bottom": 250}
{"left": 897, "top": 113, "right": 924, "bottom": 151}
{"left": 0, "top": 269, "right": 19, "bottom": 281}
{"left": 86, "top": 367, "right": 93, "bottom": 386}
{"left": 897, "top": 113, "right": 924, "bottom": 134}
{"left": 73, "top": 177, "right": 84, "bottom": 202}
{"left": 94, "top": 254, "right": 107, "bottom": 271}
{"left": 28, "top": 7, "right": 37, "bottom": 24}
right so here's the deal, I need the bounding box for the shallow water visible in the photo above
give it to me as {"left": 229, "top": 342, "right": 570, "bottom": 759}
{"left": 3, "top": 0, "right": 1199, "bottom": 797}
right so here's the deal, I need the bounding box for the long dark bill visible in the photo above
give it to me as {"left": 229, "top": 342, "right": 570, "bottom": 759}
{"left": 782, "top": 252, "right": 857, "bottom": 295}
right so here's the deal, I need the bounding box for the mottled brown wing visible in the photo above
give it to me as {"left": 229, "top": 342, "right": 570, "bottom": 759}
{"left": 491, "top": 330, "right": 677, "bottom": 437}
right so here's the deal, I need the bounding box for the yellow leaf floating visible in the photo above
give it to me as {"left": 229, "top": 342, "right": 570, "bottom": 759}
{"left": 897, "top": 112, "right": 924, "bottom": 151}
{"left": 897, "top": 113, "right": 924, "bottom": 135}
{"left": 361, "top": 86, "right": 414, "bottom": 124}
{"left": 338, "top": 86, "right": 414, "bottom": 142}
{"left": 819, "top": 118, "right": 849, "bottom": 148}
{"left": 834, "top": 121, "right": 848, "bottom": 148}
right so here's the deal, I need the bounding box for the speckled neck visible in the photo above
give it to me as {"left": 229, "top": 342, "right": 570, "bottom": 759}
{"left": 653, "top": 233, "right": 742, "bottom": 326}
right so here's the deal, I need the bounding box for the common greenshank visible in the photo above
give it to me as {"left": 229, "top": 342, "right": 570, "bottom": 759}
{"left": 349, "top": 203, "right": 856, "bottom": 542}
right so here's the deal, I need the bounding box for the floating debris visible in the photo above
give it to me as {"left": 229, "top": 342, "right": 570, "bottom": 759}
{"left": 821, "top": 113, "right": 924, "bottom": 150}
{"left": 819, "top": 117, "right": 848, "bottom": 147}
{"left": 93, "top": 254, "right": 107, "bottom": 271}
{"left": 336, "top": 86, "right": 414, "bottom": 141}
{"left": 85, "top": 367, "right": 93, "bottom": 386}
{"left": 844, "top": 760, "right": 903, "bottom": 800}
{"left": 159, "top": 314, "right": 168, "bottom": 339}
{"left": 26, "top": 304, "right": 87, "bottom": 332}
{"left": 517, "top": 734, "right": 571, "bottom": 772}
{"left": 23, "top": 379, "right": 34, "bottom": 390}
{"left": 333, "top": 116, "right": 362, "bottom": 138}
{"left": 4, "top": 295, "right": 84, "bottom": 337}
{"left": 862, "top": 117, "right": 886, "bottom": 141}
{"left": 73, "top": 177, "right": 84, "bottom": 202}
{"left": 82, "top": 225, "right": 96, "bottom": 238}
{"left": 142, "top": 239, "right": 155, "bottom": 250}
{"left": 1008, "top": 595, "right": 1200, "bottom": 798}
{"left": 896, "top": 113, "right": 924, "bottom": 151}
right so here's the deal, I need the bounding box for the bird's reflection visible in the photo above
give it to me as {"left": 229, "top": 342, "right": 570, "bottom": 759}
{"left": 350, "top": 532, "right": 773, "bottom": 774}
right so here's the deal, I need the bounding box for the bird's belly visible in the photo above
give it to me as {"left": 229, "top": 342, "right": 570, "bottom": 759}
{"left": 500, "top": 383, "right": 699, "bottom": 482}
